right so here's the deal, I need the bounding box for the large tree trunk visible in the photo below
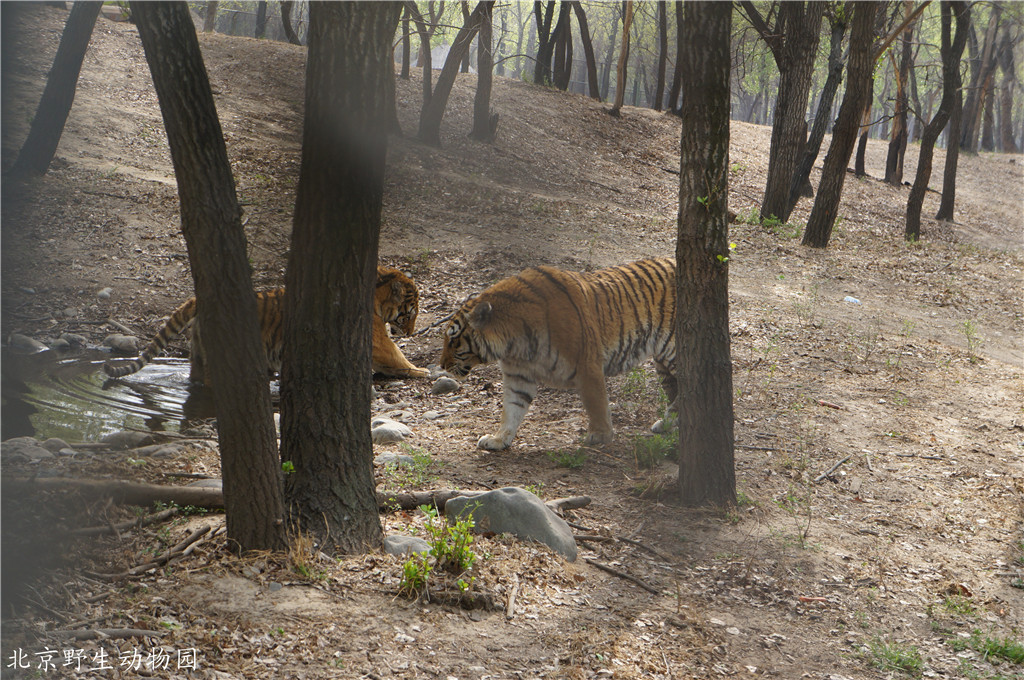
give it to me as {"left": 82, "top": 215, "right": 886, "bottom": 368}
{"left": 675, "top": 1, "right": 735, "bottom": 508}
{"left": 11, "top": 1, "right": 101, "bottom": 177}
{"left": 254, "top": 1, "right": 268, "bottom": 39}
{"left": 906, "top": 1, "right": 970, "bottom": 241}
{"left": 609, "top": 0, "right": 634, "bottom": 116}
{"left": 131, "top": 0, "right": 285, "bottom": 553}
{"left": 980, "top": 71, "right": 996, "bottom": 151}
{"left": 885, "top": 3, "right": 916, "bottom": 186}
{"left": 788, "top": 10, "right": 849, "bottom": 212}
{"left": 996, "top": 26, "right": 1019, "bottom": 153}
{"left": 854, "top": 83, "right": 873, "bottom": 178}
{"left": 552, "top": 2, "right": 572, "bottom": 91}
{"left": 740, "top": 1, "right": 825, "bottom": 224}
{"left": 532, "top": 1, "right": 557, "bottom": 85}
{"left": 281, "top": 2, "right": 402, "bottom": 555}
{"left": 418, "top": 1, "right": 490, "bottom": 146}
{"left": 570, "top": 2, "right": 600, "bottom": 101}
{"left": 934, "top": 73, "right": 963, "bottom": 221}
{"left": 802, "top": 2, "right": 879, "bottom": 249}
{"left": 470, "top": 1, "right": 497, "bottom": 141}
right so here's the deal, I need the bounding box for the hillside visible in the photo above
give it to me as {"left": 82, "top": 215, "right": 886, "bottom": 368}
{"left": 2, "top": 5, "right": 1022, "bottom": 679}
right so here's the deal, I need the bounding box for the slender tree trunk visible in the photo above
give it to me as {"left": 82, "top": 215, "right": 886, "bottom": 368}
{"left": 418, "top": 1, "right": 489, "bottom": 146}
{"left": 281, "top": 2, "right": 403, "bottom": 555}
{"left": 599, "top": 7, "right": 619, "bottom": 100}
{"left": 254, "top": 1, "right": 268, "bottom": 39}
{"left": 935, "top": 39, "right": 965, "bottom": 221}
{"left": 996, "top": 26, "right": 1019, "bottom": 153}
{"left": 609, "top": 0, "right": 634, "bottom": 116}
{"left": 802, "top": 2, "right": 879, "bottom": 249}
{"left": 960, "top": 4, "right": 1000, "bottom": 153}
{"left": 980, "top": 71, "right": 996, "bottom": 151}
{"left": 885, "top": 4, "right": 915, "bottom": 185}
{"left": 405, "top": 3, "right": 433, "bottom": 119}
{"left": 533, "top": 1, "right": 557, "bottom": 85}
{"left": 666, "top": 1, "right": 684, "bottom": 114}
{"left": 788, "top": 11, "right": 849, "bottom": 211}
{"left": 203, "top": 1, "right": 219, "bottom": 33}
{"left": 552, "top": 2, "right": 572, "bottom": 90}
{"left": 571, "top": 2, "right": 600, "bottom": 101}
{"left": 401, "top": 8, "right": 411, "bottom": 79}
{"left": 470, "top": 1, "right": 497, "bottom": 141}
{"left": 854, "top": 85, "right": 873, "bottom": 178}
{"left": 11, "top": 1, "right": 101, "bottom": 177}
{"left": 654, "top": 1, "right": 667, "bottom": 111}
{"left": 281, "top": 0, "right": 301, "bottom": 45}
{"left": 131, "top": 0, "right": 285, "bottom": 553}
{"left": 460, "top": 2, "right": 472, "bottom": 73}
{"left": 906, "top": 1, "right": 969, "bottom": 241}
{"left": 676, "top": 0, "right": 735, "bottom": 508}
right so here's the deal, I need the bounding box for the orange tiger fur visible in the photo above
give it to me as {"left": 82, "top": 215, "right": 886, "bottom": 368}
{"left": 104, "top": 266, "right": 427, "bottom": 384}
{"left": 441, "top": 258, "right": 677, "bottom": 450}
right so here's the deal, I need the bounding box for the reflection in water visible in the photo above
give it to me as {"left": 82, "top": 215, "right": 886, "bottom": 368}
{"left": 1, "top": 348, "right": 216, "bottom": 442}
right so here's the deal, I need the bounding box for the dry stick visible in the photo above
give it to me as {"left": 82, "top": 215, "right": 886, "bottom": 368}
{"left": 585, "top": 558, "right": 660, "bottom": 595}
{"left": 71, "top": 507, "right": 179, "bottom": 537}
{"left": 93, "top": 525, "right": 212, "bottom": 580}
{"left": 544, "top": 495, "right": 592, "bottom": 514}
{"left": 49, "top": 628, "right": 168, "bottom": 641}
{"left": 105, "top": 319, "right": 135, "bottom": 335}
{"left": 505, "top": 578, "right": 519, "bottom": 621}
{"left": 814, "top": 455, "right": 852, "bottom": 483}
{"left": 735, "top": 443, "right": 776, "bottom": 451}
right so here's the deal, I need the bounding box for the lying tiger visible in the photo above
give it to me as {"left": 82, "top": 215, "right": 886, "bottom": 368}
{"left": 441, "top": 257, "right": 677, "bottom": 450}
{"left": 104, "top": 266, "right": 429, "bottom": 384}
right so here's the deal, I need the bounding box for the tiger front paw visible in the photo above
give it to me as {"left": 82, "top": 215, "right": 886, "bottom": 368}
{"left": 583, "top": 430, "right": 614, "bottom": 446}
{"left": 477, "top": 433, "right": 512, "bottom": 451}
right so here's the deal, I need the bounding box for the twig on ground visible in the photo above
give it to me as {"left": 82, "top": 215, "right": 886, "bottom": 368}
{"left": 71, "top": 507, "right": 179, "bottom": 537}
{"left": 814, "top": 455, "right": 852, "bottom": 483}
{"left": 49, "top": 628, "right": 168, "bottom": 641}
{"left": 585, "top": 558, "right": 660, "bottom": 594}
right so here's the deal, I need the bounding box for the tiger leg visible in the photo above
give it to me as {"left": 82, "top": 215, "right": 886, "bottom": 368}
{"left": 653, "top": 359, "right": 677, "bottom": 434}
{"left": 478, "top": 372, "right": 537, "bottom": 450}
{"left": 371, "top": 315, "right": 429, "bottom": 378}
{"left": 578, "top": 367, "right": 614, "bottom": 446}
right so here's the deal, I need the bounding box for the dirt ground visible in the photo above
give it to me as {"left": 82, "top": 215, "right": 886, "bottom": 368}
{"left": 1, "top": 5, "right": 1022, "bottom": 680}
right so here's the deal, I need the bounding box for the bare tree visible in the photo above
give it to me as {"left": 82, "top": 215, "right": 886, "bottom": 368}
{"left": 653, "top": 1, "right": 667, "bottom": 111}
{"left": 281, "top": 1, "right": 302, "bottom": 45}
{"left": 11, "top": 1, "right": 101, "bottom": 177}
{"left": 203, "top": 1, "right": 218, "bottom": 33}
{"left": 280, "top": 2, "right": 403, "bottom": 554}
{"left": 676, "top": 0, "right": 735, "bottom": 507}
{"left": 570, "top": 2, "right": 601, "bottom": 101}
{"left": 609, "top": 0, "right": 634, "bottom": 116}
{"left": 960, "top": 4, "right": 1001, "bottom": 153}
{"left": 885, "top": 1, "right": 917, "bottom": 186}
{"left": 996, "top": 23, "right": 1020, "bottom": 153}
{"left": 131, "top": 0, "right": 285, "bottom": 552}
{"left": 802, "top": 1, "right": 880, "bottom": 249}
{"left": 906, "top": 1, "right": 970, "bottom": 241}
{"left": 470, "top": 1, "right": 497, "bottom": 141}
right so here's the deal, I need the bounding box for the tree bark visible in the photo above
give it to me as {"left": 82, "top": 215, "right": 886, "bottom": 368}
{"left": 570, "top": 2, "right": 601, "bottom": 101}
{"left": 675, "top": 1, "right": 735, "bottom": 508}
{"left": 401, "top": 6, "right": 411, "bottom": 79}
{"left": 740, "top": 1, "right": 826, "bottom": 224}
{"left": 281, "top": 0, "right": 301, "bottom": 45}
{"left": 788, "top": 9, "right": 849, "bottom": 211}
{"left": 609, "top": 0, "right": 634, "bottom": 116}
{"left": 280, "top": 2, "right": 402, "bottom": 555}
{"left": 906, "top": 1, "right": 969, "bottom": 241}
{"left": 470, "top": 1, "right": 496, "bottom": 141}
{"left": 131, "top": 0, "right": 285, "bottom": 553}
{"left": 418, "top": 1, "right": 489, "bottom": 146}
{"left": 405, "top": 3, "right": 434, "bottom": 119}
{"left": 996, "top": 26, "right": 1019, "bottom": 153}
{"left": 532, "top": 0, "right": 557, "bottom": 85}
{"left": 11, "top": 1, "right": 101, "bottom": 178}
{"left": 552, "top": 2, "right": 573, "bottom": 91}
{"left": 254, "top": 1, "right": 268, "bottom": 39}
{"left": 666, "top": 1, "right": 684, "bottom": 114}
{"left": 802, "top": 2, "right": 879, "bottom": 249}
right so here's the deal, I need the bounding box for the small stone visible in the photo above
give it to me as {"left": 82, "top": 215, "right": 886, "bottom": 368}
{"left": 383, "top": 535, "right": 431, "bottom": 557}
{"left": 49, "top": 338, "right": 71, "bottom": 352}
{"left": 40, "top": 438, "right": 71, "bottom": 453}
{"left": 267, "top": 582, "right": 283, "bottom": 592}
{"left": 97, "top": 287, "right": 114, "bottom": 300}
{"left": 422, "top": 410, "right": 444, "bottom": 421}
{"left": 7, "top": 334, "right": 48, "bottom": 354}
{"left": 431, "top": 376, "right": 459, "bottom": 395}
{"left": 374, "top": 452, "right": 416, "bottom": 467}
{"left": 102, "top": 334, "right": 138, "bottom": 354}
{"left": 100, "top": 431, "right": 155, "bottom": 450}
{"left": 60, "top": 333, "right": 88, "bottom": 348}
{"left": 2, "top": 437, "right": 55, "bottom": 461}
{"left": 371, "top": 418, "right": 412, "bottom": 444}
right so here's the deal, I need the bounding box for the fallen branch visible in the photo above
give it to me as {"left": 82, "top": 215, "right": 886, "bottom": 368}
{"left": 376, "top": 489, "right": 485, "bottom": 511}
{"left": 544, "top": 495, "right": 591, "bottom": 514}
{"left": 585, "top": 558, "right": 660, "bottom": 594}
{"left": 816, "top": 400, "right": 842, "bottom": 410}
{"left": 91, "top": 525, "right": 212, "bottom": 580}
{"left": 814, "top": 455, "right": 852, "bottom": 483}
{"left": 3, "top": 478, "right": 225, "bottom": 509}
{"left": 71, "top": 507, "right": 178, "bottom": 537}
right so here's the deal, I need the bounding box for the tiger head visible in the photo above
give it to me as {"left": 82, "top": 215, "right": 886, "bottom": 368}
{"left": 376, "top": 267, "right": 419, "bottom": 336}
{"left": 441, "top": 297, "right": 493, "bottom": 379}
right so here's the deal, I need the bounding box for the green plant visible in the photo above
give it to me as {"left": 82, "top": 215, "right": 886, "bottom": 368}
{"left": 960, "top": 319, "right": 983, "bottom": 363}
{"left": 421, "top": 505, "right": 477, "bottom": 574}
{"left": 942, "top": 594, "right": 976, "bottom": 616}
{"left": 623, "top": 366, "right": 648, "bottom": 399}
{"left": 632, "top": 430, "right": 677, "bottom": 469}
{"left": 282, "top": 461, "right": 295, "bottom": 474}
{"left": 382, "top": 444, "right": 439, "bottom": 489}
{"left": 523, "top": 482, "right": 545, "bottom": 498}
{"left": 399, "top": 553, "right": 432, "bottom": 596}
{"left": 547, "top": 448, "right": 587, "bottom": 469}
{"left": 865, "top": 636, "right": 924, "bottom": 675}
{"left": 949, "top": 629, "right": 1024, "bottom": 666}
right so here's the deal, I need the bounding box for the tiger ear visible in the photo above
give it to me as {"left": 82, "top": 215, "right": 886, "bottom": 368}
{"left": 467, "top": 301, "right": 493, "bottom": 330}
{"left": 391, "top": 279, "right": 404, "bottom": 297}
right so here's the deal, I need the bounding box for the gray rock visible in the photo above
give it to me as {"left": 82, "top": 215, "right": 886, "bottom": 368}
{"left": 383, "top": 535, "right": 431, "bottom": 557}
{"left": 651, "top": 416, "right": 676, "bottom": 435}
{"left": 102, "top": 334, "right": 138, "bottom": 354}
{"left": 60, "top": 333, "right": 88, "bottom": 348}
{"left": 431, "top": 376, "right": 460, "bottom": 396}
{"left": 371, "top": 418, "right": 412, "bottom": 444}
{"left": 100, "top": 431, "right": 155, "bottom": 450}
{"left": 374, "top": 452, "right": 416, "bottom": 467}
{"left": 8, "top": 333, "right": 48, "bottom": 354}
{"left": 382, "top": 410, "right": 414, "bottom": 423}
{"left": 40, "top": 438, "right": 71, "bottom": 453}
{"left": 97, "top": 287, "right": 114, "bottom": 300}
{"left": 446, "top": 487, "right": 577, "bottom": 562}
{"left": 49, "top": 338, "right": 71, "bottom": 352}
{"left": 2, "top": 437, "right": 55, "bottom": 461}
{"left": 422, "top": 410, "right": 444, "bottom": 421}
